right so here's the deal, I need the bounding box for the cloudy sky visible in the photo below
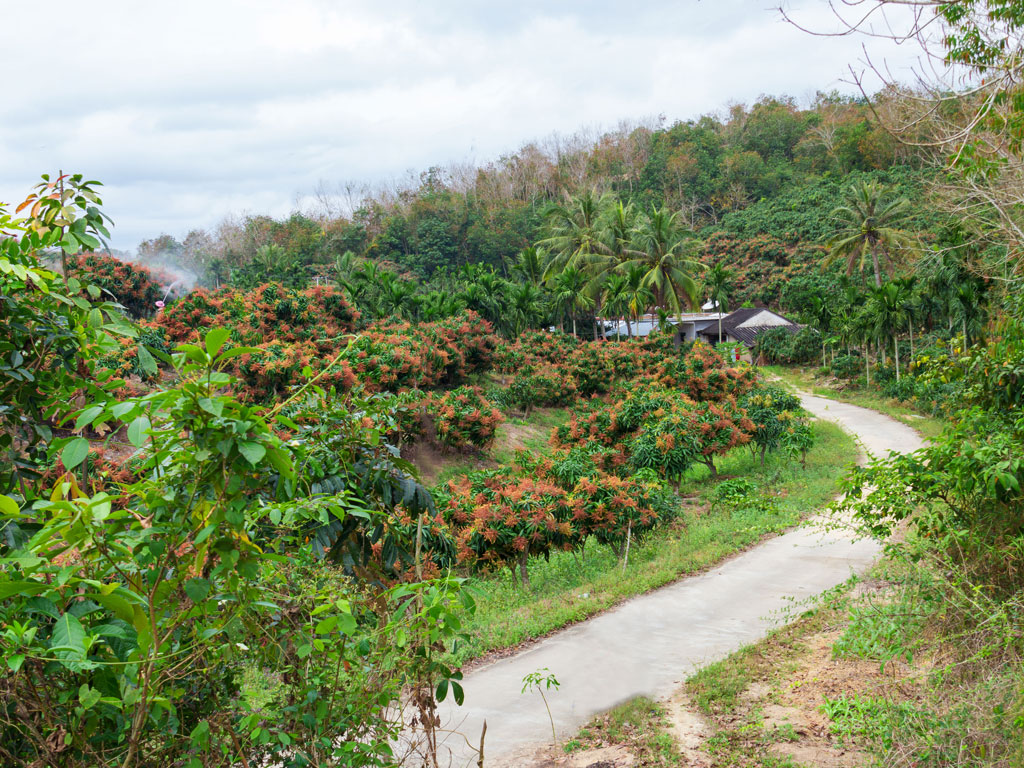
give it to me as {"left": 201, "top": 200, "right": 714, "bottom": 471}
{"left": 0, "top": 1, "right": 923, "bottom": 250}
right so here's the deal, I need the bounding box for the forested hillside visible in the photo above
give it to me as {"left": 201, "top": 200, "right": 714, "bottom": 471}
{"left": 135, "top": 92, "right": 940, "bottom": 326}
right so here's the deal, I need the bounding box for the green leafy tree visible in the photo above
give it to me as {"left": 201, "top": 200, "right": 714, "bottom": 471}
{"left": 1, "top": 177, "right": 134, "bottom": 497}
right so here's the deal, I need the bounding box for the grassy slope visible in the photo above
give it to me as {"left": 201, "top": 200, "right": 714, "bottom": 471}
{"left": 763, "top": 364, "right": 945, "bottom": 442}
{"left": 451, "top": 419, "right": 857, "bottom": 665}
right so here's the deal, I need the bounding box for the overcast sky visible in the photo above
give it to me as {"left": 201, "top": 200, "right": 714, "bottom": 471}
{"left": 0, "top": 0, "right": 923, "bottom": 250}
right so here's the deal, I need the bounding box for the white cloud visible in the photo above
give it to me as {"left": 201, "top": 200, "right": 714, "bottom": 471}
{"left": 0, "top": 0, "right": 924, "bottom": 248}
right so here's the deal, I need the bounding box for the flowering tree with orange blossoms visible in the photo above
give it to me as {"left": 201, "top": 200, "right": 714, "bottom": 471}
{"left": 70, "top": 251, "right": 167, "bottom": 318}
{"left": 438, "top": 470, "right": 574, "bottom": 586}
{"left": 157, "top": 282, "right": 359, "bottom": 348}
{"left": 425, "top": 386, "right": 504, "bottom": 450}
{"left": 566, "top": 472, "right": 668, "bottom": 557}
{"left": 631, "top": 399, "right": 755, "bottom": 484}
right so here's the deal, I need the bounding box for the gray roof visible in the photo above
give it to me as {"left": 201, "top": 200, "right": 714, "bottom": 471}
{"left": 698, "top": 308, "right": 800, "bottom": 347}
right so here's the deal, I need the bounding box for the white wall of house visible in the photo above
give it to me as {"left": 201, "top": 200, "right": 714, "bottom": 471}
{"left": 736, "top": 310, "right": 790, "bottom": 329}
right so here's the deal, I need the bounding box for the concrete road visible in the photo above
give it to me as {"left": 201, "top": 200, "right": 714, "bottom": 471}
{"left": 433, "top": 394, "right": 923, "bottom": 766}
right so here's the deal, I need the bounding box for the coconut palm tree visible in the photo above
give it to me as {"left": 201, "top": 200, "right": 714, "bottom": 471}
{"left": 551, "top": 266, "right": 590, "bottom": 335}
{"left": 621, "top": 264, "right": 655, "bottom": 338}
{"left": 620, "top": 206, "right": 701, "bottom": 316}
{"left": 538, "top": 189, "right": 612, "bottom": 339}
{"left": 538, "top": 189, "right": 611, "bottom": 279}
{"left": 513, "top": 246, "right": 547, "bottom": 286}
{"left": 602, "top": 273, "right": 630, "bottom": 339}
{"left": 827, "top": 181, "right": 912, "bottom": 287}
{"left": 865, "top": 281, "right": 914, "bottom": 380}
{"left": 705, "top": 262, "right": 734, "bottom": 343}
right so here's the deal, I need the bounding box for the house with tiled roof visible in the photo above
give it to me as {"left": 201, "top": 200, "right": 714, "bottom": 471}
{"left": 696, "top": 307, "right": 800, "bottom": 348}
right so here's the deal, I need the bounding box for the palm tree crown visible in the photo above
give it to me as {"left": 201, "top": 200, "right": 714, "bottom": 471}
{"left": 827, "top": 181, "right": 912, "bottom": 287}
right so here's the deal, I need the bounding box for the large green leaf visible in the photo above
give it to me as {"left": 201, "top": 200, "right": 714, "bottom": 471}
{"left": 51, "top": 612, "right": 87, "bottom": 667}
{"left": 61, "top": 437, "right": 90, "bottom": 470}
{"left": 136, "top": 344, "right": 158, "bottom": 377}
{"left": 204, "top": 328, "right": 232, "bottom": 357}
{"left": 127, "top": 415, "right": 151, "bottom": 448}
{"left": 0, "top": 494, "right": 20, "bottom": 517}
{"left": 238, "top": 441, "right": 266, "bottom": 466}
{"left": 0, "top": 580, "right": 50, "bottom": 600}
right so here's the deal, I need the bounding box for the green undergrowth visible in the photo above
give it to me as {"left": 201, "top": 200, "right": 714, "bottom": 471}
{"left": 763, "top": 364, "right": 945, "bottom": 441}
{"left": 450, "top": 418, "right": 857, "bottom": 665}
{"left": 565, "top": 696, "right": 682, "bottom": 767}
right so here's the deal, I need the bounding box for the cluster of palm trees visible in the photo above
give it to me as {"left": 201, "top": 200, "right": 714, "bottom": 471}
{"left": 538, "top": 190, "right": 705, "bottom": 338}
{"left": 332, "top": 252, "right": 559, "bottom": 336}
{"left": 816, "top": 182, "right": 988, "bottom": 380}
{"left": 331, "top": 190, "right": 710, "bottom": 340}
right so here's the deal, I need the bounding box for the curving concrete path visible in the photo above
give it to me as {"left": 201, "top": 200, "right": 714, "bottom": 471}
{"left": 434, "top": 394, "right": 923, "bottom": 766}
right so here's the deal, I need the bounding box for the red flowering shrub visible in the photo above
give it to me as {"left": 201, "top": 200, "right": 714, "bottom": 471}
{"left": 656, "top": 342, "right": 756, "bottom": 401}
{"left": 552, "top": 396, "right": 619, "bottom": 448}
{"left": 71, "top": 252, "right": 165, "bottom": 318}
{"left": 438, "top": 470, "right": 574, "bottom": 584}
{"left": 425, "top": 386, "right": 504, "bottom": 450}
{"left": 158, "top": 283, "right": 359, "bottom": 349}
{"left": 227, "top": 341, "right": 356, "bottom": 402}
{"left": 494, "top": 331, "right": 579, "bottom": 373}
{"left": 41, "top": 447, "right": 140, "bottom": 508}
{"left": 340, "top": 312, "right": 497, "bottom": 393}
{"left": 631, "top": 398, "right": 755, "bottom": 483}
{"left": 567, "top": 473, "right": 665, "bottom": 554}
{"left": 506, "top": 364, "right": 579, "bottom": 412}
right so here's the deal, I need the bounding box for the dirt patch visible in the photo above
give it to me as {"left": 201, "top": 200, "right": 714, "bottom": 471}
{"left": 675, "top": 604, "right": 925, "bottom": 767}
{"left": 401, "top": 440, "right": 495, "bottom": 487}
{"left": 663, "top": 690, "right": 712, "bottom": 767}
{"left": 488, "top": 743, "right": 634, "bottom": 768}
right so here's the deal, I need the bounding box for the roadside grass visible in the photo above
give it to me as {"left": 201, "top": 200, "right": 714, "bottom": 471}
{"left": 763, "top": 364, "right": 945, "bottom": 441}
{"left": 684, "top": 551, "right": 1024, "bottom": 767}
{"left": 684, "top": 581, "right": 860, "bottom": 767}
{"left": 565, "top": 697, "right": 683, "bottom": 767}
{"left": 687, "top": 593, "right": 843, "bottom": 718}
{"left": 452, "top": 419, "right": 858, "bottom": 665}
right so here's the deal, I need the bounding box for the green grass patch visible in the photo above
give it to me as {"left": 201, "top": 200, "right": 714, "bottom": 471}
{"left": 566, "top": 696, "right": 682, "bottom": 766}
{"left": 452, "top": 419, "right": 857, "bottom": 664}
{"left": 763, "top": 364, "right": 945, "bottom": 441}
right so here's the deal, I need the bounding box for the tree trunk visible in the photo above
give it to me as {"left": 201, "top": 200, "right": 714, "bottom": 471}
{"left": 894, "top": 336, "right": 900, "bottom": 381}
{"left": 625, "top": 318, "right": 632, "bottom": 338}
{"left": 865, "top": 344, "right": 870, "bottom": 386}
{"left": 871, "top": 246, "right": 883, "bottom": 288}
{"left": 572, "top": 315, "right": 577, "bottom": 337}
{"left": 704, "top": 458, "right": 718, "bottom": 478}
{"left": 718, "top": 315, "right": 723, "bottom": 344}
{"left": 518, "top": 553, "right": 530, "bottom": 588}
{"left": 963, "top": 317, "right": 968, "bottom": 347}
{"left": 909, "top": 320, "right": 914, "bottom": 358}
{"left": 621, "top": 522, "right": 633, "bottom": 573}
{"left": 760, "top": 444, "right": 767, "bottom": 467}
